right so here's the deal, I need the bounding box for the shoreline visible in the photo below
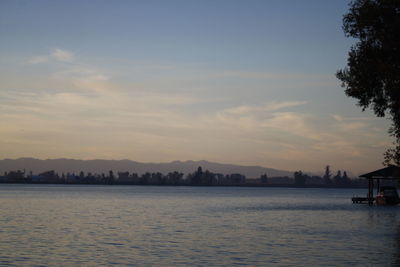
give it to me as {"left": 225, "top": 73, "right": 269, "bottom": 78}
{"left": 0, "top": 182, "right": 368, "bottom": 189}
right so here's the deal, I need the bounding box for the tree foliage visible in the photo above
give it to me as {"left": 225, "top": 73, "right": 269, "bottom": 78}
{"left": 323, "top": 165, "right": 332, "bottom": 184}
{"left": 260, "top": 173, "right": 268, "bottom": 184}
{"left": 336, "top": 0, "right": 400, "bottom": 165}
{"left": 294, "top": 171, "right": 307, "bottom": 186}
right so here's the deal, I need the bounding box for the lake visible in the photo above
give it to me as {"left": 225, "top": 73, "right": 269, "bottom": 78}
{"left": 0, "top": 185, "right": 399, "bottom": 266}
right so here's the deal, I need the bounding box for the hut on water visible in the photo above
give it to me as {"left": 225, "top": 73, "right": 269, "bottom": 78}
{"left": 353, "top": 165, "right": 400, "bottom": 205}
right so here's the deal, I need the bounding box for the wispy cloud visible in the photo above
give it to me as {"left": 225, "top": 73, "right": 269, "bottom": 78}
{"left": 27, "top": 55, "right": 49, "bottom": 64}
{"left": 331, "top": 114, "right": 372, "bottom": 131}
{"left": 51, "top": 48, "right": 75, "bottom": 62}
{"left": 223, "top": 101, "right": 307, "bottom": 115}
{"left": 26, "top": 48, "right": 116, "bottom": 95}
{"left": 27, "top": 48, "right": 76, "bottom": 64}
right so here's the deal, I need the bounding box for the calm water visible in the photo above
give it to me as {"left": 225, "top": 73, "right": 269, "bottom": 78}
{"left": 0, "top": 185, "right": 399, "bottom": 266}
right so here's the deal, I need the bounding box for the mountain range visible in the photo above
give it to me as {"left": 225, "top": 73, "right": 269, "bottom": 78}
{"left": 0, "top": 158, "right": 294, "bottom": 178}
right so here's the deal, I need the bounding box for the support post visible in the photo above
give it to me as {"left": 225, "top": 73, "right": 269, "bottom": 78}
{"left": 376, "top": 179, "right": 380, "bottom": 195}
{"left": 368, "top": 178, "right": 374, "bottom": 206}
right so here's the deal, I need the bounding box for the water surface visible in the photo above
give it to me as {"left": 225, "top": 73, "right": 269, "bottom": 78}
{"left": 0, "top": 185, "right": 399, "bottom": 266}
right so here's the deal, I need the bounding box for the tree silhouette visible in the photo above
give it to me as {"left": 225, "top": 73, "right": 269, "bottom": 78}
{"left": 260, "top": 173, "right": 268, "bottom": 184}
{"left": 323, "top": 165, "right": 332, "bottom": 185}
{"left": 294, "top": 171, "right": 306, "bottom": 186}
{"left": 167, "top": 171, "right": 183, "bottom": 185}
{"left": 336, "top": 0, "right": 400, "bottom": 165}
{"left": 190, "top": 166, "right": 203, "bottom": 185}
{"left": 140, "top": 172, "right": 151, "bottom": 185}
{"left": 108, "top": 170, "right": 115, "bottom": 184}
{"left": 342, "top": 171, "right": 350, "bottom": 185}
{"left": 333, "top": 170, "right": 342, "bottom": 185}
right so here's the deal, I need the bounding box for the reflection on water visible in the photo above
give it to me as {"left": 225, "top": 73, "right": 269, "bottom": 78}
{"left": 393, "top": 224, "right": 400, "bottom": 267}
{"left": 0, "top": 185, "right": 399, "bottom": 266}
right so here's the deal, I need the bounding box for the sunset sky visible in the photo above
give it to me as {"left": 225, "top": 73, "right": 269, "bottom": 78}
{"left": 0, "top": 0, "right": 392, "bottom": 174}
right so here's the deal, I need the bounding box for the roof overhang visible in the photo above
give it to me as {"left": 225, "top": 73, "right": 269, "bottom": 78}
{"left": 360, "top": 165, "right": 400, "bottom": 179}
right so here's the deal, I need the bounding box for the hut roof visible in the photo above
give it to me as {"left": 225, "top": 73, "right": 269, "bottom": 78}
{"left": 360, "top": 165, "right": 400, "bottom": 179}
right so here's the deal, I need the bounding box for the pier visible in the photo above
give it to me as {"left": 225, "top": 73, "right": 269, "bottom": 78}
{"left": 351, "top": 196, "right": 375, "bottom": 204}
{"left": 352, "top": 165, "right": 400, "bottom": 206}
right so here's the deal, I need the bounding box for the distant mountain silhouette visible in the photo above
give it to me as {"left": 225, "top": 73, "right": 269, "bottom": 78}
{"left": 0, "top": 158, "right": 294, "bottom": 178}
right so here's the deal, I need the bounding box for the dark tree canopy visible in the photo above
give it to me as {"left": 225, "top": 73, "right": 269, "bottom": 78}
{"left": 336, "top": 0, "right": 400, "bottom": 165}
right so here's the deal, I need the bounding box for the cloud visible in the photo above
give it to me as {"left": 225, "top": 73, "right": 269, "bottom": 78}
{"left": 27, "top": 56, "right": 49, "bottom": 64}
{"left": 223, "top": 101, "right": 307, "bottom": 115}
{"left": 218, "top": 71, "right": 328, "bottom": 80}
{"left": 51, "top": 48, "right": 75, "bottom": 62}
{"left": 27, "top": 48, "right": 75, "bottom": 64}
{"left": 26, "top": 48, "right": 115, "bottom": 96}
{"left": 213, "top": 104, "right": 319, "bottom": 143}
{"left": 215, "top": 102, "right": 312, "bottom": 139}
{"left": 331, "top": 114, "right": 373, "bottom": 131}
{"left": 215, "top": 71, "right": 338, "bottom": 88}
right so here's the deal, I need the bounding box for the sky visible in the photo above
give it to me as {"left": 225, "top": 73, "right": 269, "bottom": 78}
{"left": 0, "top": 0, "right": 393, "bottom": 175}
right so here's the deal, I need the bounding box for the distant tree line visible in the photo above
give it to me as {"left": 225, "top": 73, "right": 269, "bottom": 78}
{"left": 0, "top": 167, "right": 247, "bottom": 186}
{"left": 0, "top": 165, "right": 371, "bottom": 188}
{"left": 292, "top": 165, "right": 367, "bottom": 187}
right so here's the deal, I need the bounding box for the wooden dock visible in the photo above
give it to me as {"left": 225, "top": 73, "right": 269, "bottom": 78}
{"left": 353, "top": 165, "right": 400, "bottom": 206}
{"left": 352, "top": 197, "right": 375, "bottom": 204}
